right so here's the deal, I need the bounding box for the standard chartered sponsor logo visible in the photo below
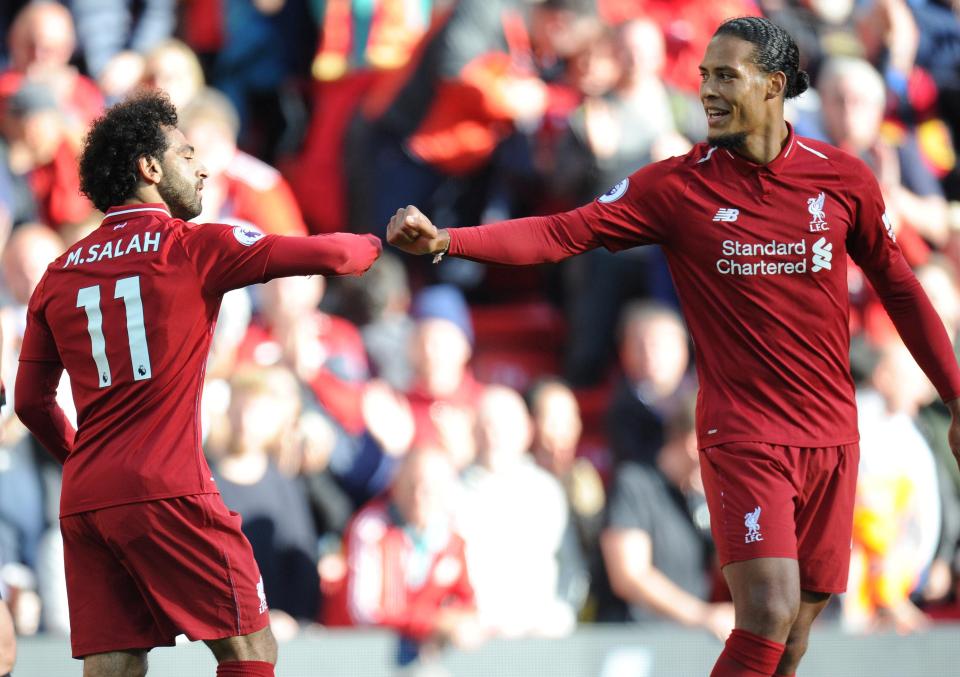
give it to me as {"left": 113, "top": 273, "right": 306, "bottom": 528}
{"left": 716, "top": 237, "right": 831, "bottom": 276}
{"left": 811, "top": 236, "right": 832, "bottom": 272}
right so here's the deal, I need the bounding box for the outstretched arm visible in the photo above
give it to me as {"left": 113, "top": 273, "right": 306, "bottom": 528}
{"left": 263, "top": 232, "right": 382, "bottom": 279}
{"left": 386, "top": 205, "right": 601, "bottom": 265}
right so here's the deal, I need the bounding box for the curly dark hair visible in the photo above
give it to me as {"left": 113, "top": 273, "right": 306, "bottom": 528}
{"left": 714, "top": 17, "right": 810, "bottom": 99}
{"left": 79, "top": 91, "right": 178, "bottom": 213}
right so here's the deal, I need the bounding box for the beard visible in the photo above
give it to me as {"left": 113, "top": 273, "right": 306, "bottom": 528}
{"left": 708, "top": 131, "right": 748, "bottom": 151}
{"left": 157, "top": 170, "right": 202, "bottom": 220}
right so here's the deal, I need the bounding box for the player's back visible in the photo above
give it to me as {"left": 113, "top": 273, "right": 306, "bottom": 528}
{"left": 34, "top": 205, "right": 221, "bottom": 515}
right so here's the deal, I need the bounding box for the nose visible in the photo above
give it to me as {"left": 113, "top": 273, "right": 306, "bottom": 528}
{"left": 700, "top": 76, "right": 718, "bottom": 101}
{"left": 198, "top": 163, "right": 209, "bottom": 179}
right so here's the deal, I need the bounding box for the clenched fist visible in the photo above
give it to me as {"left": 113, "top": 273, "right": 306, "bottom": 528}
{"left": 386, "top": 205, "right": 450, "bottom": 256}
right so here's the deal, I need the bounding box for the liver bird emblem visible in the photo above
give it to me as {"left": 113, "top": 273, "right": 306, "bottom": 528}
{"left": 807, "top": 192, "right": 826, "bottom": 225}
{"left": 744, "top": 506, "right": 763, "bottom": 542}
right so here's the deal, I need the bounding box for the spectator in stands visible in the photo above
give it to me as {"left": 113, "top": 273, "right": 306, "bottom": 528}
{"left": 199, "top": 0, "right": 316, "bottom": 160}
{"left": 459, "top": 385, "right": 574, "bottom": 638}
{"left": 344, "top": 448, "right": 482, "bottom": 666}
{"left": 813, "top": 56, "right": 948, "bottom": 256}
{"left": 597, "top": 0, "right": 760, "bottom": 94}
{"left": 236, "top": 273, "right": 416, "bottom": 507}
{"left": 0, "top": 222, "right": 64, "bottom": 312}
{"left": 406, "top": 285, "right": 483, "bottom": 469}
{"left": 848, "top": 341, "right": 942, "bottom": 633}
{"left": 598, "top": 398, "right": 734, "bottom": 639}
{"left": 1, "top": 81, "right": 94, "bottom": 230}
{"left": 354, "top": 0, "right": 596, "bottom": 236}
{"left": 0, "top": 223, "right": 68, "bottom": 641}
{"left": 556, "top": 18, "right": 696, "bottom": 384}
{"left": 912, "top": 257, "right": 960, "bottom": 605}
{"left": 240, "top": 274, "right": 368, "bottom": 426}
{"left": 0, "top": 1, "right": 103, "bottom": 135}
{"left": 70, "top": 0, "right": 175, "bottom": 81}
{"left": 758, "top": 0, "right": 859, "bottom": 82}
{"left": 284, "top": 0, "right": 435, "bottom": 233}
{"left": 910, "top": 0, "right": 960, "bottom": 198}
{"left": 141, "top": 39, "right": 206, "bottom": 111}
{"left": 527, "top": 377, "right": 603, "bottom": 615}
{"left": 337, "top": 252, "right": 416, "bottom": 391}
{"left": 213, "top": 366, "right": 321, "bottom": 624}
{"left": 607, "top": 301, "right": 691, "bottom": 467}
{"left": 180, "top": 88, "right": 308, "bottom": 236}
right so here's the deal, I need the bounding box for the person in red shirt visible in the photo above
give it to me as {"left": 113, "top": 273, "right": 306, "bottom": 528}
{"left": 387, "top": 17, "right": 960, "bottom": 677}
{"left": 344, "top": 448, "right": 481, "bottom": 665}
{"left": 13, "top": 92, "right": 381, "bottom": 677}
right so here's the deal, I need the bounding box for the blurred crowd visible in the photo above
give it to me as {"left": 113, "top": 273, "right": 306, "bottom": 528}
{"left": 2, "top": 0, "right": 960, "bottom": 670}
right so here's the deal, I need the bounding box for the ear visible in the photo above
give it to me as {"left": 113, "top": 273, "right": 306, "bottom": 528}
{"left": 136, "top": 154, "right": 163, "bottom": 186}
{"left": 767, "top": 71, "right": 787, "bottom": 100}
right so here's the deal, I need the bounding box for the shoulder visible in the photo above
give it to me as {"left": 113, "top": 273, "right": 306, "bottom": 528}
{"left": 793, "top": 135, "right": 874, "bottom": 184}
{"left": 595, "top": 152, "right": 690, "bottom": 208}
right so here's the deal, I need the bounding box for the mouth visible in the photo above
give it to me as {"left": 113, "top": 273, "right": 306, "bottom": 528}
{"left": 705, "top": 107, "right": 731, "bottom": 127}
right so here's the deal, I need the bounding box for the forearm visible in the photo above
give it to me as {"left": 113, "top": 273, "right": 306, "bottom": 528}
{"left": 447, "top": 210, "right": 598, "bottom": 265}
{"left": 263, "top": 233, "right": 381, "bottom": 279}
{"left": 614, "top": 565, "right": 711, "bottom": 627}
{"left": 868, "top": 256, "right": 960, "bottom": 401}
{"left": 14, "top": 361, "right": 76, "bottom": 464}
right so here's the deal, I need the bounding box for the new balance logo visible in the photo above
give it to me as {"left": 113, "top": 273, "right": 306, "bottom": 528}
{"left": 745, "top": 506, "right": 763, "bottom": 543}
{"left": 112, "top": 222, "right": 127, "bottom": 231}
{"left": 811, "top": 236, "right": 832, "bottom": 272}
{"left": 713, "top": 208, "right": 739, "bottom": 222}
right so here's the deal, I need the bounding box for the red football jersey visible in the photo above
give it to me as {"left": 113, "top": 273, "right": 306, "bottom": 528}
{"left": 20, "top": 204, "right": 302, "bottom": 515}
{"left": 449, "top": 125, "right": 960, "bottom": 448}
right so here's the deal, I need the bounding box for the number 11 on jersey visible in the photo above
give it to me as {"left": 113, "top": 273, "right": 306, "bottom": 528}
{"left": 77, "top": 275, "right": 153, "bottom": 388}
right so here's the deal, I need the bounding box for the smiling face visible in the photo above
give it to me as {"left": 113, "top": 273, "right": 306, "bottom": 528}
{"left": 156, "top": 126, "right": 207, "bottom": 220}
{"left": 699, "top": 35, "right": 780, "bottom": 149}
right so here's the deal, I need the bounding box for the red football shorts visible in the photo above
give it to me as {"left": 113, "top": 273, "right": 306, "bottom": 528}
{"left": 699, "top": 441, "right": 859, "bottom": 594}
{"left": 61, "top": 493, "right": 269, "bottom": 658}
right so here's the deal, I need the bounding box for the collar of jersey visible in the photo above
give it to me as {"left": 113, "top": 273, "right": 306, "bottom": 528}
{"left": 718, "top": 122, "right": 797, "bottom": 177}
{"left": 101, "top": 203, "right": 171, "bottom": 226}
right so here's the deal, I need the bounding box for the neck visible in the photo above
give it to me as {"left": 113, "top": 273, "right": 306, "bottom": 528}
{"left": 129, "top": 185, "right": 165, "bottom": 207}
{"left": 735, "top": 119, "right": 789, "bottom": 165}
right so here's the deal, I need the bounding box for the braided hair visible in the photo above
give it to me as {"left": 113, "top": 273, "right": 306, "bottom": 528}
{"left": 714, "top": 17, "right": 809, "bottom": 99}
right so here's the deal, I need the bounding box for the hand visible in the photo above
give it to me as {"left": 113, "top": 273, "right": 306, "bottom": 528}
{"left": 386, "top": 205, "right": 449, "bottom": 256}
{"left": 702, "top": 602, "right": 735, "bottom": 641}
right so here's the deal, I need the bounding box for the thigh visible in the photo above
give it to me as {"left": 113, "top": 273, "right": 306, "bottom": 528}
{"left": 795, "top": 443, "right": 859, "bottom": 593}
{"left": 700, "top": 443, "right": 800, "bottom": 567}
{"left": 61, "top": 513, "right": 172, "bottom": 659}
{"left": 94, "top": 494, "right": 270, "bottom": 643}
